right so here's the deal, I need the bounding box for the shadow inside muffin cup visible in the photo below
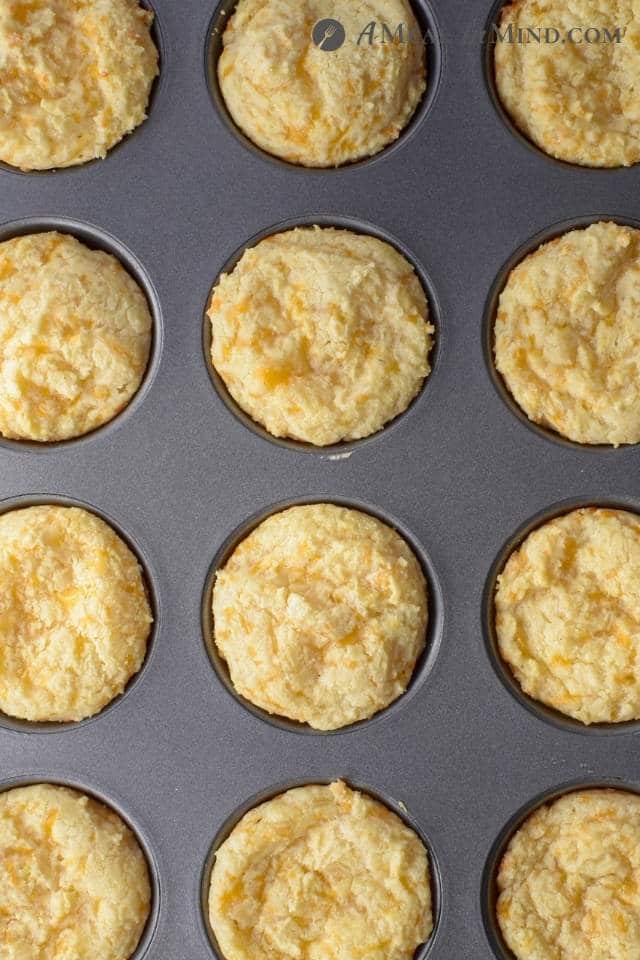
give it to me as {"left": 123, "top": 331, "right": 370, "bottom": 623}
{"left": 202, "top": 214, "right": 442, "bottom": 456}
{"left": 201, "top": 496, "right": 444, "bottom": 735}
{"left": 204, "top": 0, "right": 442, "bottom": 173}
{"left": 199, "top": 777, "right": 442, "bottom": 960}
{"left": 0, "top": 215, "right": 162, "bottom": 454}
{"left": 0, "top": 0, "right": 165, "bottom": 178}
{"left": 482, "top": 495, "right": 640, "bottom": 737}
{"left": 482, "top": 213, "right": 640, "bottom": 452}
{"left": 0, "top": 774, "right": 160, "bottom": 960}
{"left": 0, "top": 493, "right": 159, "bottom": 735}
{"left": 482, "top": 0, "right": 634, "bottom": 173}
{"left": 481, "top": 777, "right": 640, "bottom": 960}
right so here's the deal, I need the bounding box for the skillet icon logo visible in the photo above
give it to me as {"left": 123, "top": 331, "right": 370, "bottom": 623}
{"left": 312, "top": 18, "right": 346, "bottom": 51}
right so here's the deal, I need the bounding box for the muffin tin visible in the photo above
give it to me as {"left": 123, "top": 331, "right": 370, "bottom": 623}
{"left": 1, "top": 0, "right": 640, "bottom": 958}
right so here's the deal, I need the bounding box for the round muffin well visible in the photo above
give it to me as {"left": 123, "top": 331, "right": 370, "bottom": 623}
{"left": 0, "top": 504, "right": 153, "bottom": 723}
{"left": 211, "top": 503, "right": 429, "bottom": 730}
{"left": 0, "top": 782, "right": 151, "bottom": 960}
{"left": 208, "top": 225, "right": 434, "bottom": 447}
{"left": 216, "top": 0, "right": 427, "bottom": 168}
{"left": 493, "top": 0, "right": 640, "bottom": 168}
{"left": 495, "top": 507, "right": 640, "bottom": 725}
{"left": 494, "top": 221, "right": 640, "bottom": 447}
{"left": 208, "top": 780, "right": 433, "bottom": 960}
{"left": 497, "top": 788, "right": 640, "bottom": 960}
{"left": 0, "top": 231, "right": 153, "bottom": 443}
{"left": 0, "top": 0, "right": 159, "bottom": 171}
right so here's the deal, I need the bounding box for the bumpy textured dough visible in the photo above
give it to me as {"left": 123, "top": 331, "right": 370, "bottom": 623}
{"left": 497, "top": 789, "right": 640, "bottom": 960}
{"left": 0, "top": 505, "right": 152, "bottom": 722}
{"left": 209, "top": 781, "right": 432, "bottom": 960}
{"left": 217, "top": 0, "right": 426, "bottom": 167}
{"left": 494, "top": 222, "right": 640, "bottom": 446}
{"left": 495, "top": 507, "right": 640, "bottom": 725}
{"left": 0, "top": 0, "right": 158, "bottom": 171}
{"left": 494, "top": 0, "right": 640, "bottom": 167}
{"left": 208, "top": 227, "right": 433, "bottom": 446}
{"left": 0, "top": 783, "right": 151, "bottom": 960}
{"left": 0, "top": 232, "right": 153, "bottom": 442}
{"left": 212, "top": 504, "right": 428, "bottom": 729}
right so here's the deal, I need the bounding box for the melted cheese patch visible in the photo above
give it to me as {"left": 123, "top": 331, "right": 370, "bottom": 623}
{"left": 494, "top": 0, "right": 640, "bottom": 168}
{"left": 0, "top": 231, "right": 153, "bottom": 442}
{"left": 495, "top": 507, "right": 640, "bottom": 725}
{"left": 209, "top": 781, "right": 433, "bottom": 960}
{"left": 208, "top": 226, "right": 434, "bottom": 447}
{"left": 217, "top": 0, "right": 426, "bottom": 167}
{"left": 0, "top": 505, "right": 152, "bottom": 722}
{"left": 0, "top": 783, "right": 151, "bottom": 960}
{"left": 498, "top": 789, "right": 640, "bottom": 960}
{"left": 212, "top": 503, "right": 428, "bottom": 730}
{"left": 494, "top": 221, "right": 640, "bottom": 446}
{"left": 0, "top": 0, "right": 158, "bottom": 171}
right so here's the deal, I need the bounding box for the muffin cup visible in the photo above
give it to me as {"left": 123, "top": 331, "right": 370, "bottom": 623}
{"left": 200, "top": 776, "right": 442, "bottom": 960}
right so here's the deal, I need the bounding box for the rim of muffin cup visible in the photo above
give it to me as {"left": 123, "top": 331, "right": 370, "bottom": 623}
{"left": 482, "top": 0, "right": 636, "bottom": 173}
{"left": 483, "top": 213, "right": 640, "bottom": 452}
{"left": 0, "top": 773, "right": 161, "bottom": 960}
{"left": 0, "top": 215, "right": 163, "bottom": 453}
{"left": 0, "top": 0, "right": 166, "bottom": 178}
{"left": 202, "top": 214, "right": 443, "bottom": 456}
{"left": 481, "top": 777, "right": 640, "bottom": 960}
{"left": 201, "top": 495, "right": 444, "bottom": 736}
{"left": 0, "top": 493, "right": 160, "bottom": 735}
{"left": 483, "top": 495, "right": 640, "bottom": 737}
{"left": 204, "top": 0, "right": 444, "bottom": 173}
{"left": 199, "top": 776, "right": 443, "bottom": 960}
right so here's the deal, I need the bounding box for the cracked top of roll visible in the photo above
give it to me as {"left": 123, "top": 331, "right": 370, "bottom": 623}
{"left": 494, "top": 0, "right": 640, "bottom": 168}
{"left": 208, "top": 226, "right": 434, "bottom": 446}
{"left": 494, "top": 221, "right": 640, "bottom": 446}
{"left": 217, "top": 0, "right": 426, "bottom": 167}
{"left": 0, "top": 783, "right": 151, "bottom": 960}
{"left": 0, "top": 0, "right": 158, "bottom": 171}
{"left": 212, "top": 503, "right": 428, "bottom": 730}
{"left": 0, "top": 231, "right": 152, "bottom": 443}
{"left": 209, "top": 780, "right": 433, "bottom": 960}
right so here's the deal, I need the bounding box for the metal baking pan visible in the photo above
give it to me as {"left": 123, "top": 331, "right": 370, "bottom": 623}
{"left": 1, "top": 0, "right": 639, "bottom": 957}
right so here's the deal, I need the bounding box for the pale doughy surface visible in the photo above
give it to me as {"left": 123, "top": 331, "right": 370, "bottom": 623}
{"left": 209, "top": 780, "right": 433, "bottom": 960}
{"left": 0, "top": 505, "right": 152, "bottom": 722}
{"left": 0, "top": 783, "right": 151, "bottom": 960}
{"left": 494, "top": 222, "right": 640, "bottom": 446}
{"left": 0, "top": 0, "right": 158, "bottom": 171}
{"left": 212, "top": 503, "right": 428, "bottom": 730}
{"left": 494, "top": 0, "right": 640, "bottom": 167}
{"left": 217, "top": 0, "right": 426, "bottom": 167}
{"left": 0, "top": 232, "right": 153, "bottom": 442}
{"left": 495, "top": 507, "right": 640, "bottom": 725}
{"left": 208, "top": 227, "right": 433, "bottom": 446}
{"left": 497, "top": 789, "right": 640, "bottom": 960}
